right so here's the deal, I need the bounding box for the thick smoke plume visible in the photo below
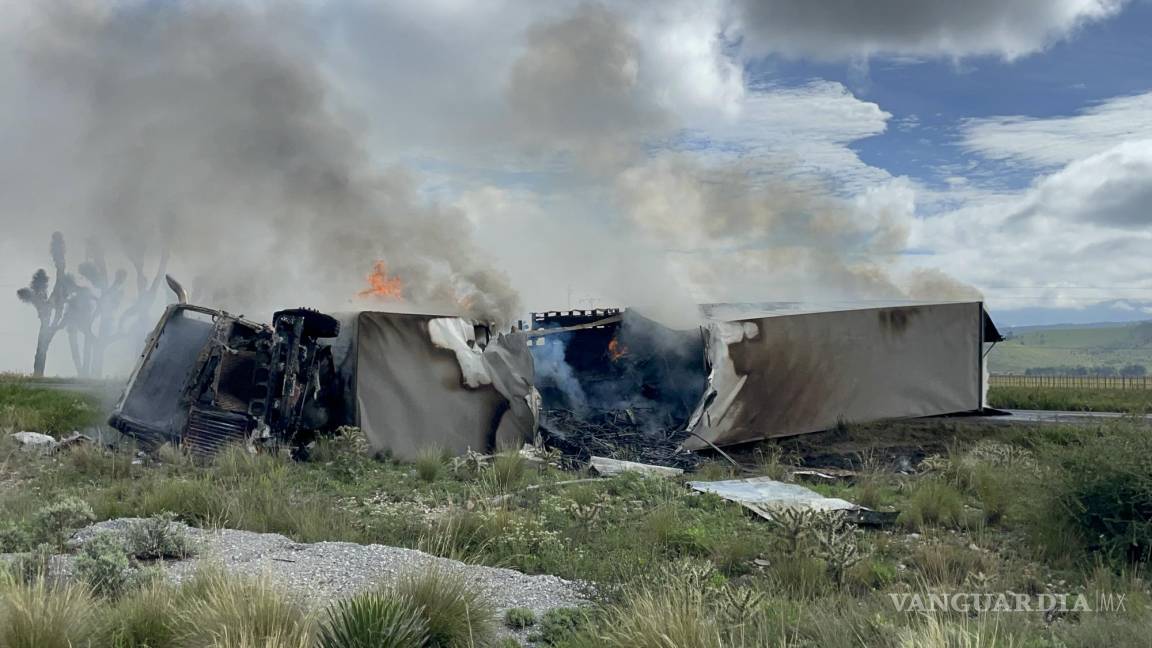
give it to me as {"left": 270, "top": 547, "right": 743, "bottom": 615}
{"left": 12, "top": 2, "right": 519, "bottom": 325}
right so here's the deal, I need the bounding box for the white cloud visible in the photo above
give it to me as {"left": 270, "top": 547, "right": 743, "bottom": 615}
{"left": 1013, "top": 139, "right": 1152, "bottom": 229}
{"left": 909, "top": 139, "right": 1152, "bottom": 310}
{"left": 962, "top": 91, "right": 1152, "bottom": 168}
{"left": 683, "top": 81, "right": 893, "bottom": 191}
{"left": 732, "top": 0, "right": 1126, "bottom": 61}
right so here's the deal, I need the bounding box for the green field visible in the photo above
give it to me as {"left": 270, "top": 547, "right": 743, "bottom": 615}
{"left": 2, "top": 381, "right": 1152, "bottom": 646}
{"left": 987, "top": 321, "right": 1152, "bottom": 374}
{"left": 988, "top": 386, "right": 1152, "bottom": 413}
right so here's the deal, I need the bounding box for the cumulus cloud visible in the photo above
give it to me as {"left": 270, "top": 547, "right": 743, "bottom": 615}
{"left": 732, "top": 0, "right": 1125, "bottom": 61}
{"left": 1012, "top": 140, "right": 1152, "bottom": 229}
{"left": 910, "top": 139, "right": 1152, "bottom": 311}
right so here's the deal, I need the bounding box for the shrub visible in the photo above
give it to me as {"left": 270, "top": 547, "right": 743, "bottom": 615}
{"left": 643, "top": 506, "right": 709, "bottom": 557}
{"left": 0, "top": 521, "right": 31, "bottom": 553}
{"left": 175, "top": 568, "right": 312, "bottom": 647}
{"left": 596, "top": 585, "right": 722, "bottom": 648}
{"left": 971, "top": 466, "right": 1013, "bottom": 525}
{"left": 503, "top": 607, "right": 536, "bottom": 629}
{"left": 530, "top": 607, "right": 589, "bottom": 646}
{"left": 30, "top": 496, "right": 95, "bottom": 548}
{"left": 9, "top": 543, "right": 55, "bottom": 584}
{"left": 490, "top": 450, "right": 526, "bottom": 491}
{"left": 414, "top": 445, "right": 445, "bottom": 483}
{"left": 763, "top": 554, "right": 832, "bottom": 600}
{"left": 317, "top": 591, "right": 427, "bottom": 648}
{"left": 74, "top": 532, "right": 131, "bottom": 599}
{"left": 898, "top": 480, "right": 965, "bottom": 530}
{"left": 0, "top": 572, "right": 99, "bottom": 648}
{"left": 810, "top": 511, "right": 864, "bottom": 587}
{"left": 126, "top": 512, "right": 194, "bottom": 560}
{"left": 911, "top": 543, "right": 995, "bottom": 587}
{"left": 101, "top": 581, "right": 180, "bottom": 648}
{"left": 1047, "top": 424, "right": 1152, "bottom": 562}
{"left": 393, "top": 566, "right": 496, "bottom": 648}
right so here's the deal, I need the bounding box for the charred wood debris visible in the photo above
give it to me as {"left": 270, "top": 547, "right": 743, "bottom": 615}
{"left": 539, "top": 407, "right": 702, "bottom": 471}
{"left": 528, "top": 309, "right": 706, "bottom": 471}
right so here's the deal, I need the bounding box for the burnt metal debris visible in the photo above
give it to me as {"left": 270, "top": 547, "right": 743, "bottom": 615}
{"left": 109, "top": 292, "right": 343, "bottom": 455}
{"left": 540, "top": 407, "right": 702, "bottom": 470}
{"left": 528, "top": 308, "right": 708, "bottom": 469}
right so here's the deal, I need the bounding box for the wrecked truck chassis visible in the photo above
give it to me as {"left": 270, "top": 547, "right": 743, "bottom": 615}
{"left": 109, "top": 302, "right": 342, "bottom": 455}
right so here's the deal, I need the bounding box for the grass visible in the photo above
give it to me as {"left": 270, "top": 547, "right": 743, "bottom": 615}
{"left": 317, "top": 591, "right": 426, "bottom": 648}
{"left": 0, "top": 573, "right": 99, "bottom": 648}
{"left": 987, "top": 320, "right": 1152, "bottom": 374}
{"left": 393, "top": 567, "right": 496, "bottom": 648}
{"left": 176, "top": 567, "right": 312, "bottom": 647}
{"left": 988, "top": 385, "right": 1152, "bottom": 412}
{"left": 0, "top": 383, "right": 101, "bottom": 435}
{"left": 1, "top": 379, "right": 1152, "bottom": 646}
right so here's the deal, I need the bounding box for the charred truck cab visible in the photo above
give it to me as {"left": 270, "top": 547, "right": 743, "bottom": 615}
{"left": 109, "top": 299, "right": 342, "bottom": 455}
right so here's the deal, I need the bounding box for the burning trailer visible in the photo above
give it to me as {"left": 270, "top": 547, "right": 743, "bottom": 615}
{"left": 110, "top": 280, "right": 999, "bottom": 465}
{"left": 109, "top": 280, "right": 538, "bottom": 458}
{"left": 529, "top": 301, "right": 1002, "bottom": 458}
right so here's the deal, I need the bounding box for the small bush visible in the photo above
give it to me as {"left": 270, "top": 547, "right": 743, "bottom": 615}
{"left": 176, "top": 567, "right": 312, "bottom": 647}
{"left": 414, "top": 446, "right": 445, "bottom": 483}
{"left": 531, "top": 607, "right": 589, "bottom": 646}
{"left": 317, "top": 591, "right": 427, "bottom": 648}
{"left": 30, "top": 496, "right": 95, "bottom": 548}
{"left": 126, "top": 512, "right": 194, "bottom": 560}
{"left": 490, "top": 451, "right": 526, "bottom": 491}
{"left": 911, "top": 543, "right": 995, "bottom": 587}
{"left": 971, "top": 466, "right": 1013, "bottom": 524}
{"left": 898, "top": 480, "right": 965, "bottom": 530}
{"left": 695, "top": 460, "right": 737, "bottom": 482}
{"left": 596, "top": 585, "right": 721, "bottom": 648}
{"left": 9, "top": 543, "right": 55, "bottom": 584}
{"left": 74, "top": 532, "right": 131, "bottom": 599}
{"left": 643, "top": 506, "right": 709, "bottom": 557}
{"left": 393, "top": 566, "right": 496, "bottom": 648}
{"left": 0, "top": 572, "right": 99, "bottom": 648}
{"left": 1047, "top": 424, "right": 1152, "bottom": 562}
{"left": 101, "top": 581, "right": 180, "bottom": 648}
{"left": 0, "top": 521, "right": 31, "bottom": 553}
{"left": 763, "top": 554, "right": 832, "bottom": 600}
{"left": 503, "top": 607, "right": 536, "bottom": 629}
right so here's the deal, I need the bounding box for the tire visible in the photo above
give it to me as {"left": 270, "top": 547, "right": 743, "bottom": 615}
{"left": 274, "top": 308, "right": 341, "bottom": 338}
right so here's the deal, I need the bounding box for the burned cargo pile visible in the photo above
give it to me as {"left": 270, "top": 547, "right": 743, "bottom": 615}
{"left": 529, "top": 309, "right": 707, "bottom": 469}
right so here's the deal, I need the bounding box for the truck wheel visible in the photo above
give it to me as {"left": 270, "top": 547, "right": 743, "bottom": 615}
{"left": 274, "top": 308, "right": 341, "bottom": 338}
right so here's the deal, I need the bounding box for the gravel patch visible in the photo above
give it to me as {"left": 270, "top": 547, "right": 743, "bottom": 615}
{"left": 71, "top": 519, "right": 589, "bottom": 642}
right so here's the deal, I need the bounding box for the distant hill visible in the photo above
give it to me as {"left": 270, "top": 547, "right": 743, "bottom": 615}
{"left": 988, "top": 320, "right": 1152, "bottom": 374}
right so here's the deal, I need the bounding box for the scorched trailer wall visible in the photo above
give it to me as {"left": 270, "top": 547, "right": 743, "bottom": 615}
{"left": 683, "top": 301, "right": 998, "bottom": 449}
{"left": 332, "top": 311, "right": 539, "bottom": 461}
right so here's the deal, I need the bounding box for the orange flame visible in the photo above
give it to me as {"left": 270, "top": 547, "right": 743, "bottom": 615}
{"left": 608, "top": 336, "right": 629, "bottom": 361}
{"left": 358, "top": 261, "right": 404, "bottom": 300}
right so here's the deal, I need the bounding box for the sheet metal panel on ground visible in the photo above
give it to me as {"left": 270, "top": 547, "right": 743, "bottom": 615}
{"left": 683, "top": 301, "right": 987, "bottom": 449}
{"left": 336, "top": 312, "right": 539, "bottom": 461}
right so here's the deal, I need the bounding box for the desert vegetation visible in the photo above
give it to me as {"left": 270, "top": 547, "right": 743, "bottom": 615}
{"left": 2, "top": 381, "right": 1151, "bottom": 646}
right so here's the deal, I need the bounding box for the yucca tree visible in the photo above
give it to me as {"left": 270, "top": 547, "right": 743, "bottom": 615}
{"left": 15, "top": 232, "right": 74, "bottom": 377}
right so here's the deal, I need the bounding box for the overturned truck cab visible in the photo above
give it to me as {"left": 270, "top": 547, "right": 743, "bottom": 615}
{"left": 109, "top": 282, "right": 539, "bottom": 459}
{"left": 109, "top": 301, "right": 343, "bottom": 455}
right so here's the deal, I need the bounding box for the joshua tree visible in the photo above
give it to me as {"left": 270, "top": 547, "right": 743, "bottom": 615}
{"left": 17, "top": 232, "right": 171, "bottom": 378}
{"left": 15, "top": 233, "right": 75, "bottom": 377}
